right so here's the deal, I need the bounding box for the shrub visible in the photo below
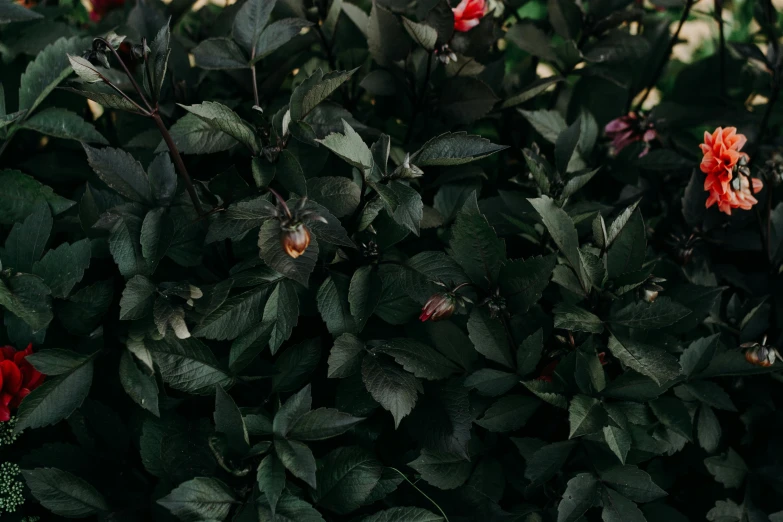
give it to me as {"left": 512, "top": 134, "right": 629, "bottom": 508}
{"left": 0, "top": 0, "right": 782, "bottom": 520}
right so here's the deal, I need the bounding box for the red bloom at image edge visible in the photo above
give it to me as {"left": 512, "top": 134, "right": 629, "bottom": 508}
{"left": 0, "top": 344, "right": 45, "bottom": 422}
{"left": 89, "top": 0, "right": 125, "bottom": 22}
{"left": 699, "top": 126, "right": 762, "bottom": 215}
{"left": 604, "top": 112, "right": 657, "bottom": 157}
{"left": 452, "top": 0, "right": 486, "bottom": 32}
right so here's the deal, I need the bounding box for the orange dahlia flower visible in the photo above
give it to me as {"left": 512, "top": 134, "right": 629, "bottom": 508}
{"left": 699, "top": 127, "right": 762, "bottom": 215}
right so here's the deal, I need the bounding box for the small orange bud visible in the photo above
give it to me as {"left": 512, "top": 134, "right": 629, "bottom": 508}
{"left": 420, "top": 293, "right": 456, "bottom": 322}
{"left": 744, "top": 345, "right": 777, "bottom": 367}
{"left": 281, "top": 223, "right": 310, "bottom": 258}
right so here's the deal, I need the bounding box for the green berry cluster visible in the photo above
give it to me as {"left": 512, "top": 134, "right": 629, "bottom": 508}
{"left": 0, "top": 417, "right": 19, "bottom": 447}
{"left": 0, "top": 462, "right": 24, "bottom": 513}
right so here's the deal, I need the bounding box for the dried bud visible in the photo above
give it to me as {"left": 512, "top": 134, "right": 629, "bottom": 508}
{"left": 420, "top": 293, "right": 456, "bottom": 322}
{"left": 743, "top": 344, "right": 778, "bottom": 367}
{"left": 641, "top": 277, "right": 665, "bottom": 303}
{"left": 281, "top": 223, "right": 311, "bottom": 259}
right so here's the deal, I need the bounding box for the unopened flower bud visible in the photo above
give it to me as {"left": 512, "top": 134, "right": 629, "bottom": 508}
{"left": 743, "top": 344, "right": 777, "bottom": 367}
{"left": 420, "top": 293, "right": 456, "bottom": 322}
{"left": 280, "top": 223, "right": 311, "bottom": 258}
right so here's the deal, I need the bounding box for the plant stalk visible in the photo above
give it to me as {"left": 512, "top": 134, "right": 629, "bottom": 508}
{"left": 152, "top": 113, "right": 205, "bottom": 216}
{"left": 633, "top": 0, "right": 695, "bottom": 112}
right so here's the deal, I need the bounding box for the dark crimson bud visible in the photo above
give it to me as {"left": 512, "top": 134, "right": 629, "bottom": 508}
{"left": 280, "top": 223, "right": 311, "bottom": 259}
{"left": 743, "top": 344, "right": 777, "bottom": 367}
{"left": 420, "top": 293, "right": 456, "bottom": 322}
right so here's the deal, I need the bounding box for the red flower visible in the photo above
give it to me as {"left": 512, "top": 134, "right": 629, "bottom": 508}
{"left": 699, "top": 127, "right": 762, "bottom": 215}
{"left": 452, "top": 0, "right": 486, "bottom": 32}
{"left": 89, "top": 0, "right": 125, "bottom": 22}
{"left": 420, "top": 293, "right": 456, "bottom": 322}
{"left": 0, "top": 344, "right": 45, "bottom": 422}
{"left": 536, "top": 360, "right": 559, "bottom": 383}
{"left": 604, "top": 112, "right": 657, "bottom": 157}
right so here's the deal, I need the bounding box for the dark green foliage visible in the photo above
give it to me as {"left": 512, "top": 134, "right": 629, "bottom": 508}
{"left": 1, "top": 0, "right": 783, "bottom": 521}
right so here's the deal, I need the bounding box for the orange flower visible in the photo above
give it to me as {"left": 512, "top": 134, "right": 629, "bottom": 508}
{"left": 699, "top": 127, "right": 748, "bottom": 196}
{"left": 699, "top": 127, "right": 762, "bottom": 215}
{"left": 705, "top": 175, "right": 763, "bottom": 215}
{"left": 452, "top": 0, "right": 486, "bottom": 32}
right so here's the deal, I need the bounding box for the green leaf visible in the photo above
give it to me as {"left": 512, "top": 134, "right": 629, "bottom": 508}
{"left": 119, "top": 349, "right": 160, "bottom": 416}
{"left": 554, "top": 303, "right": 604, "bottom": 333}
{"left": 612, "top": 297, "right": 691, "bottom": 330}
{"left": 440, "top": 77, "right": 498, "bottom": 125}
{"left": 555, "top": 117, "right": 581, "bottom": 174}
{"left": 288, "top": 408, "right": 364, "bottom": 440}
{"left": 379, "top": 180, "right": 423, "bottom": 235}
{"left": 476, "top": 394, "right": 540, "bottom": 432}
{"left": 263, "top": 280, "right": 299, "bottom": 354}
{"left": 499, "top": 255, "right": 556, "bottom": 313}
{"left": 361, "top": 353, "right": 421, "bottom": 428}
{"left": 374, "top": 338, "right": 460, "bottom": 380}
{"left": 20, "top": 107, "right": 107, "bottom": 144}
{"left": 601, "top": 487, "right": 646, "bottom": 522}
{"left": 528, "top": 196, "right": 586, "bottom": 289}
{"left": 349, "top": 266, "right": 383, "bottom": 331}
{"left": 449, "top": 193, "right": 506, "bottom": 287}
{"left": 30, "top": 238, "right": 90, "bottom": 299}
{"left": 232, "top": 0, "right": 275, "bottom": 54}
{"left": 557, "top": 473, "right": 598, "bottom": 522}
{"left": 679, "top": 334, "right": 720, "bottom": 377}
{"left": 158, "top": 477, "right": 236, "bottom": 521}
{"left": 253, "top": 18, "right": 312, "bottom": 62}
{"left": 14, "top": 358, "right": 93, "bottom": 433}
{"left": 568, "top": 394, "right": 606, "bottom": 438}
{"left": 140, "top": 207, "right": 174, "bottom": 273}
{"left": 156, "top": 113, "right": 239, "bottom": 154}
{"left": 258, "top": 490, "right": 324, "bottom": 522}
{"left": 100, "top": 206, "right": 147, "bottom": 278}
{"left": 607, "top": 209, "right": 645, "bottom": 278}
{"left": 520, "top": 109, "right": 567, "bottom": 143}
{"left": 19, "top": 36, "right": 90, "bottom": 112}
{"left": 22, "top": 468, "right": 108, "bottom": 518}
{"left": 313, "top": 446, "right": 382, "bottom": 514}
{"left": 650, "top": 396, "right": 692, "bottom": 441}
{"left": 257, "top": 453, "right": 285, "bottom": 516}
{"left": 214, "top": 384, "right": 250, "bottom": 455}
{"left": 402, "top": 17, "right": 437, "bottom": 50}
{"left": 697, "top": 405, "right": 721, "bottom": 453}
{"left": 179, "top": 101, "right": 258, "bottom": 154}
{"left": 307, "top": 177, "right": 361, "bottom": 218}
{"left": 119, "top": 275, "right": 156, "bottom": 320}
{"left": 3, "top": 202, "right": 52, "bottom": 273}
{"left": 408, "top": 449, "right": 471, "bottom": 490}
{"left": 0, "top": 273, "right": 52, "bottom": 332}
{"left": 317, "top": 119, "right": 373, "bottom": 171}
{"left": 524, "top": 440, "right": 577, "bottom": 485}
{"left": 468, "top": 307, "right": 514, "bottom": 368}
{"left": 25, "top": 349, "right": 91, "bottom": 376}
{"left": 600, "top": 465, "right": 667, "bottom": 502}
{"left": 192, "top": 37, "right": 248, "bottom": 69}
{"left": 271, "top": 338, "right": 321, "bottom": 393}
{"left": 290, "top": 68, "right": 356, "bottom": 121}
{"left": 274, "top": 438, "right": 317, "bottom": 488}
{"left": 704, "top": 448, "right": 747, "bottom": 489}
{"left": 317, "top": 274, "right": 358, "bottom": 335}
{"left": 273, "top": 385, "right": 312, "bottom": 438}
{"left": 0, "top": 169, "right": 74, "bottom": 225}
{"left": 464, "top": 368, "right": 519, "bottom": 396}
{"left": 205, "top": 196, "right": 276, "bottom": 243}
{"left": 679, "top": 381, "right": 736, "bottom": 411}
{"left": 501, "top": 76, "right": 564, "bottom": 108}
{"left": 327, "top": 333, "right": 365, "bottom": 378}
{"left": 603, "top": 426, "right": 631, "bottom": 464}
{"left": 0, "top": 0, "right": 43, "bottom": 22}
{"left": 83, "top": 144, "right": 152, "bottom": 204}
{"left": 361, "top": 507, "right": 445, "bottom": 522}
{"left": 412, "top": 132, "right": 507, "bottom": 166}
{"left": 607, "top": 332, "right": 681, "bottom": 385}
{"left": 229, "top": 321, "right": 274, "bottom": 372}
{"left": 194, "top": 285, "right": 272, "bottom": 341}
{"left": 147, "top": 335, "right": 234, "bottom": 394}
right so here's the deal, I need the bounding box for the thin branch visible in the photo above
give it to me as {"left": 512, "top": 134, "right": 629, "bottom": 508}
{"left": 94, "top": 37, "right": 154, "bottom": 113}
{"left": 152, "top": 113, "right": 205, "bottom": 216}
{"left": 633, "top": 0, "right": 695, "bottom": 112}
{"left": 250, "top": 47, "right": 260, "bottom": 107}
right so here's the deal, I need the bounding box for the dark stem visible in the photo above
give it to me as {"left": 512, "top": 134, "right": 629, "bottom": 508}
{"left": 94, "top": 37, "right": 154, "bottom": 113}
{"left": 716, "top": 0, "right": 726, "bottom": 98}
{"left": 315, "top": 24, "right": 337, "bottom": 71}
{"left": 102, "top": 76, "right": 150, "bottom": 115}
{"left": 404, "top": 51, "right": 433, "bottom": 145}
{"left": 633, "top": 0, "right": 694, "bottom": 112}
{"left": 267, "top": 186, "right": 292, "bottom": 219}
{"left": 152, "top": 113, "right": 205, "bottom": 216}
{"left": 250, "top": 48, "right": 260, "bottom": 107}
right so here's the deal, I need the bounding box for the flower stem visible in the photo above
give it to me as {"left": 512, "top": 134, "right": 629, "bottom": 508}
{"left": 716, "top": 0, "right": 726, "bottom": 98}
{"left": 633, "top": 0, "right": 695, "bottom": 112}
{"left": 267, "top": 186, "right": 292, "bottom": 219}
{"left": 152, "top": 113, "right": 205, "bottom": 216}
{"left": 94, "top": 37, "right": 154, "bottom": 113}
{"left": 388, "top": 467, "right": 449, "bottom": 522}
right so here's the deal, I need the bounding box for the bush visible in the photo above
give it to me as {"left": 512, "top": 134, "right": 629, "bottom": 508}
{"left": 1, "top": 0, "right": 782, "bottom": 520}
